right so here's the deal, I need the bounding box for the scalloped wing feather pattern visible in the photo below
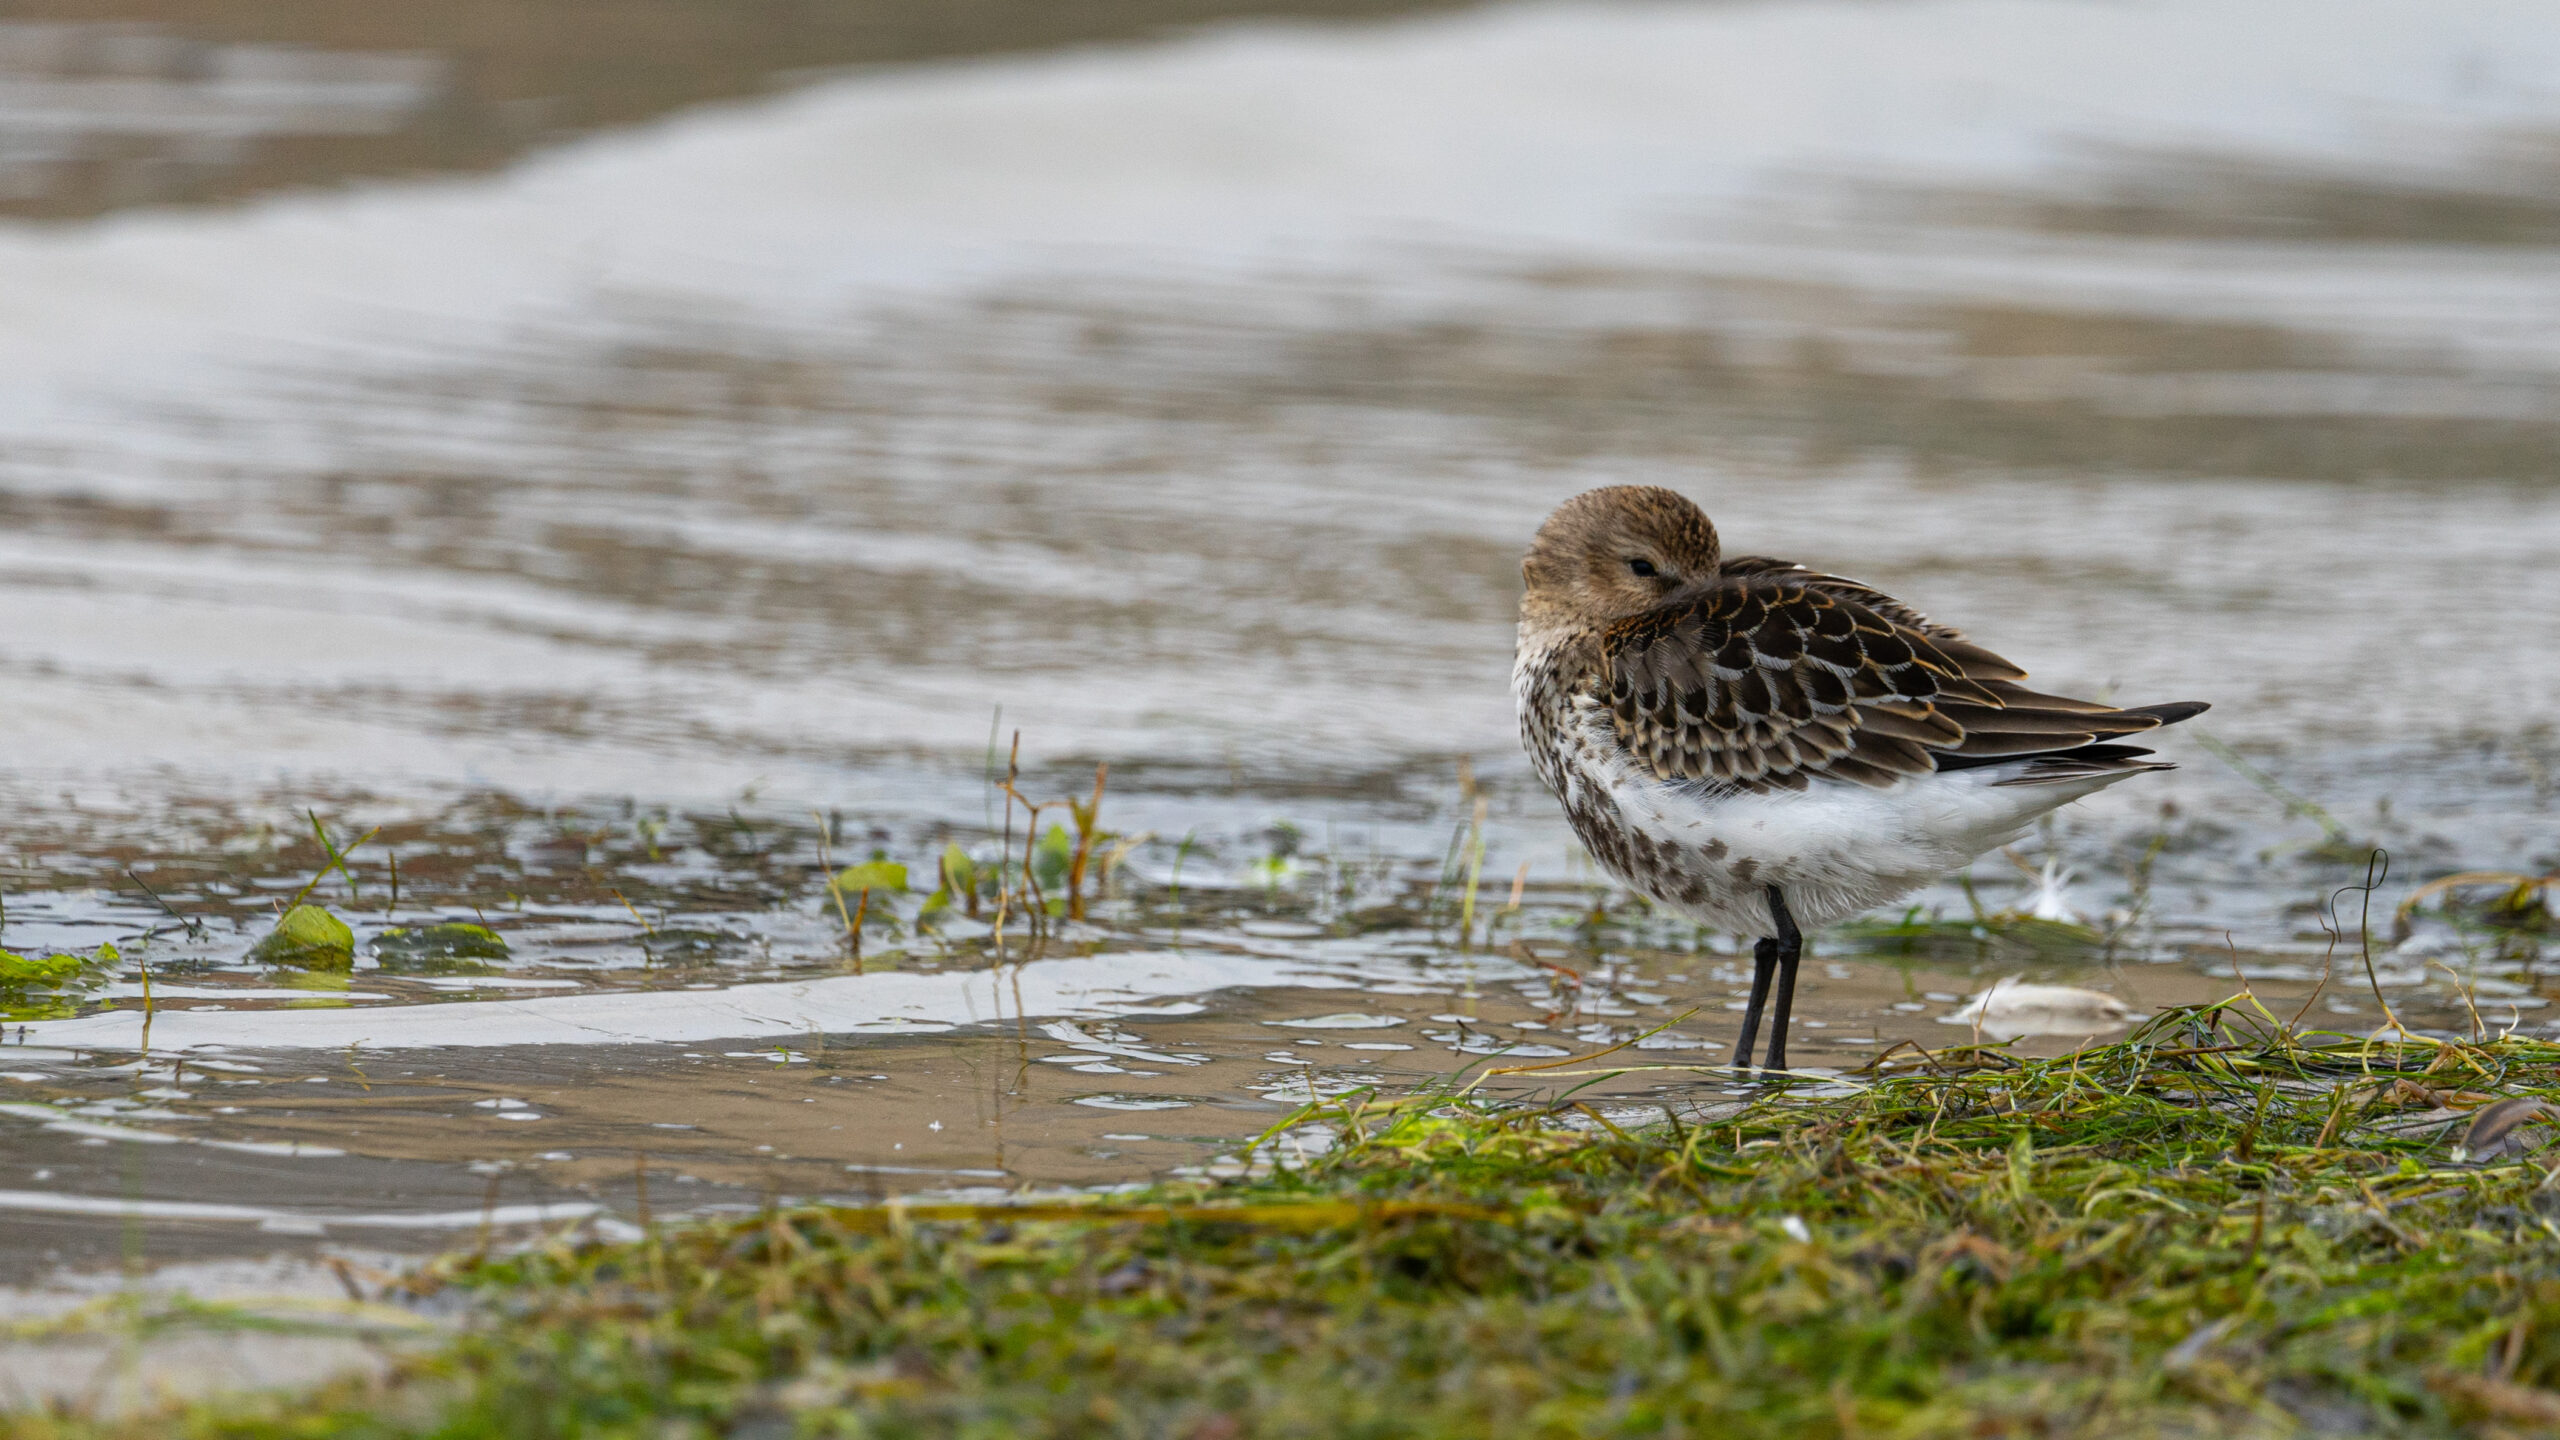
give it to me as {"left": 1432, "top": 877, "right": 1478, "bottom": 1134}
{"left": 1599, "top": 567, "right": 2176, "bottom": 793}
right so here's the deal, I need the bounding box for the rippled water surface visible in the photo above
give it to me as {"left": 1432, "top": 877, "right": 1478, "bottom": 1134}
{"left": 2, "top": 0, "right": 2557, "bottom": 1309}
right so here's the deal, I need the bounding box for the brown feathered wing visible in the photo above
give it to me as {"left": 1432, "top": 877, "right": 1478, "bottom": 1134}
{"left": 1600, "top": 560, "right": 2204, "bottom": 792}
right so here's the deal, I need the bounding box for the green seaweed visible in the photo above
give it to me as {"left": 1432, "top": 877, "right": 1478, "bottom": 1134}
{"left": 250, "top": 904, "right": 356, "bottom": 969}
{"left": 0, "top": 950, "right": 90, "bottom": 987}
{"left": 0, "top": 942, "right": 118, "bottom": 1021}
{"left": 36, "top": 1010, "right": 2560, "bottom": 1439}
{"left": 371, "top": 923, "right": 511, "bottom": 975}
{"left": 1031, "top": 825, "right": 1073, "bottom": 897}
{"left": 1834, "top": 903, "right": 2105, "bottom": 959}
{"left": 828, "top": 860, "right": 910, "bottom": 898}
{"left": 635, "top": 928, "right": 744, "bottom": 966}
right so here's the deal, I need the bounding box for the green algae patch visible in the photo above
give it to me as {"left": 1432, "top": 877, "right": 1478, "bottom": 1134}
{"left": 827, "top": 860, "right": 908, "bottom": 897}
{"left": 638, "top": 927, "right": 747, "bottom": 966}
{"left": 371, "top": 923, "right": 509, "bottom": 975}
{"left": 43, "top": 1007, "right": 2560, "bottom": 1439}
{"left": 0, "top": 943, "right": 116, "bottom": 1020}
{"left": 0, "top": 950, "right": 90, "bottom": 987}
{"left": 251, "top": 905, "right": 355, "bottom": 969}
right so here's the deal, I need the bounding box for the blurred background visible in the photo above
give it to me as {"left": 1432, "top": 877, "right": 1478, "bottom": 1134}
{"left": 1, "top": 0, "right": 2558, "bottom": 1345}
{"left": 0, "top": 0, "right": 2554, "bottom": 810}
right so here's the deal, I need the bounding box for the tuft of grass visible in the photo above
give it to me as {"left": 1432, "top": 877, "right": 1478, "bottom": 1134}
{"left": 28, "top": 1007, "right": 2560, "bottom": 1439}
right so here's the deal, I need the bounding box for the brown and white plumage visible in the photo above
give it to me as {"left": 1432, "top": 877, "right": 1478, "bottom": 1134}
{"left": 1513, "top": 485, "right": 2206, "bottom": 1070}
{"left": 1598, "top": 554, "right": 2202, "bottom": 794}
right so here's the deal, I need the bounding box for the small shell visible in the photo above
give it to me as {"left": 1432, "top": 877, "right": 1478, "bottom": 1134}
{"left": 1938, "top": 981, "right": 2142, "bottom": 1040}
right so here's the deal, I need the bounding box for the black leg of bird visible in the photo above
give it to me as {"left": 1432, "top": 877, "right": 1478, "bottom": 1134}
{"left": 1760, "top": 888, "right": 1803, "bottom": 1072}
{"left": 1733, "top": 935, "right": 1778, "bottom": 1070}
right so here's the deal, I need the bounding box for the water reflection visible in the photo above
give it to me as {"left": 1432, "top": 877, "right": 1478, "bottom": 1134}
{"left": 0, "top": 0, "right": 1469, "bottom": 220}
{"left": 0, "top": 22, "right": 442, "bottom": 215}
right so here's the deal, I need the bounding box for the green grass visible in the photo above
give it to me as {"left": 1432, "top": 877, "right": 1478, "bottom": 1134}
{"left": 20, "top": 1005, "right": 2560, "bottom": 1439}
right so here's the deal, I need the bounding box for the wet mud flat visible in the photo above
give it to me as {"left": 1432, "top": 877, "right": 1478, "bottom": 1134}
{"left": 0, "top": 776, "right": 2546, "bottom": 1296}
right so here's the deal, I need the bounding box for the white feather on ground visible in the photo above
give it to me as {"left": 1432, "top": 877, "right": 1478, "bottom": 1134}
{"left": 1939, "top": 981, "right": 2142, "bottom": 1040}
{"left": 2014, "top": 855, "right": 2083, "bottom": 924}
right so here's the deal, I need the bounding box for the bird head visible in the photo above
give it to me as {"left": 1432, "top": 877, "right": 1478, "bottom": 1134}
{"left": 1520, "top": 485, "right": 1721, "bottom": 631}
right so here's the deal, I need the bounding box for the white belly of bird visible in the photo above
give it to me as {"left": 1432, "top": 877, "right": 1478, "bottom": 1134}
{"left": 1558, "top": 705, "right": 2138, "bottom": 936}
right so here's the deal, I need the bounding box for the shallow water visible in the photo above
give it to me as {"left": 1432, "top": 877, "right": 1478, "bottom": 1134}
{"left": 1, "top": 0, "right": 2557, "bottom": 1305}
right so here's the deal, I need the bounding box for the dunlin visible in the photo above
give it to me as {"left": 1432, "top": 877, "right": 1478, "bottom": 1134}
{"left": 1514, "top": 486, "right": 2204, "bottom": 1072}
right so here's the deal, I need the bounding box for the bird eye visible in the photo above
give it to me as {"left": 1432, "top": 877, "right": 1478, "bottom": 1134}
{"left": 1626, "top": 558, "right": 1660, "bottom": 578}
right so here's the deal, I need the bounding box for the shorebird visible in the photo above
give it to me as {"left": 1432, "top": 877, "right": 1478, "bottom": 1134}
{"left": 1513, "top": 486, "right": 2205, "bottom": 1072}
